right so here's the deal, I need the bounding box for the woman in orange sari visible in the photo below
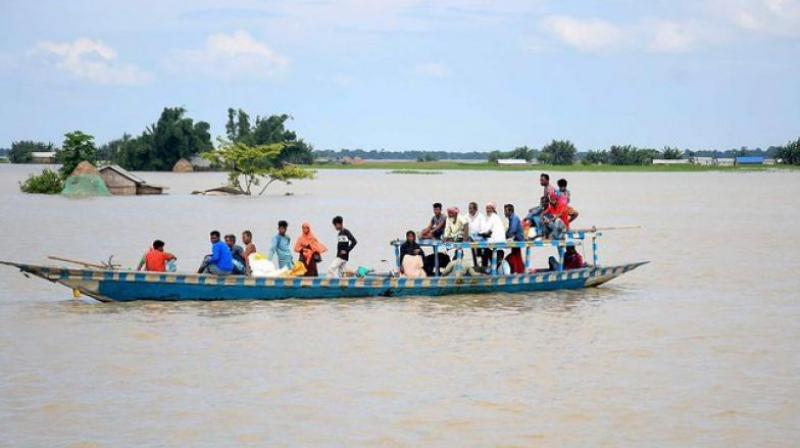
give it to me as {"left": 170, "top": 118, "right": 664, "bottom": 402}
{"left": 294, "top": 223, "right": 328, "bottom": 277}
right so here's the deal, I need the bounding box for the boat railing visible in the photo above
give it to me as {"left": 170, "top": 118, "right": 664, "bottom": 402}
{"left": 390, "top": 229, "right": 603, "bottom": 276}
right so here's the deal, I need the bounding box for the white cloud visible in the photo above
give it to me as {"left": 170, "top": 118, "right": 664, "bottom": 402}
{"left": 711, "top": 0, "right": 800, "bottom": 37}
{"left": 647, "top": 20, "right": 699, "bottom": 53}
{"left": 414, "top": 62, "right": 451, "bottom": 78}
{"left": 31, "top": 38, "right": 151, "bottom": 85}
{"left": 540, "top": 16, "right": 626, "bottom": 52}
{"left": 170, "top": 30, "right": 288, "bottom": 80}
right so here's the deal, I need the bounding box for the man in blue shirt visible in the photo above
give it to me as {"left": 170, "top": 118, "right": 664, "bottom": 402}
{"left": 504, "top": 204, "right": 525, "bottom": 274}
{"left": 269, "top": 220, "right": 294, "bottom": 270}
{"left": 197, "top": 230, "right": 233, "bottom": 275}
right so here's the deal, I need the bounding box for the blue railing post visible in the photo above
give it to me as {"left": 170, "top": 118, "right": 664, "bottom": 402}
{"left": 491, "top": 248, "right": 498, "bottom": 276}
{"left": 557, "top": 242, "right": 565, "bottom": 272}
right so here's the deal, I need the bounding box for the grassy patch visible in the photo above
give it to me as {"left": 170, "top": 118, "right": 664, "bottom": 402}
{"left": 388, "top": 169, "right": 443, "bottom": 175}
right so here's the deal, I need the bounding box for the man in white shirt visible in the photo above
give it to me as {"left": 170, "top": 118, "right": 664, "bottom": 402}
{"left": 476, "top": 202, "right": 507, "bottom": 272}
{"left": 466, "top": 201, "right": 487, "bottom": 267}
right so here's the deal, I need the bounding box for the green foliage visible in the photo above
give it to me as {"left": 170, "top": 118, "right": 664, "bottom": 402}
{"left": 416, "top": 153, "right": 439, "bottom": 162}
{"left": 19, "top": 168, "right": 64, "bottom": 194}
{"left": 582, "top": 150, "right": 609, "bottom": 165}
{"left": 58, "top": 131, "right": 97, "bottom": 177}
{"left": 661, "top": 146, "right": 683, "bottom": 160}
{"left": 776, "top": 137, "right": 800, "bottom": 165}
{"left": 539, "top": 140, "right": 576, "bottom": 165}
{"left": 488, "top": 146, "right": 538, "bottom": 163}
{"left": 9, "top": 141, "right": 55, "bottom": 163}
{"left": 608, "top": 145, "right": 659, "bottom": 165}
{"left": 107, "top": 107, "right": 213, "bottom": 171}
{"left": 202, "top": 142, "right": 315, "bottom": 195}
{"left": 225, "top": 108, "right": 314, "bottom": 164}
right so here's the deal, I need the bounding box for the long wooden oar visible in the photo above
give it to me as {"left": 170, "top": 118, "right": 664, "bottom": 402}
{"left": 48, "top": 256, "right": 107, "bottom": 269}
{"left": 570, "top": 225, "right": 641, "bottom": 233}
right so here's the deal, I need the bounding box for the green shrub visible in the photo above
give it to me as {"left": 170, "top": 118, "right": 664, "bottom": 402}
{"left": 20, "top": 169, "right": 64, "bottom": 194}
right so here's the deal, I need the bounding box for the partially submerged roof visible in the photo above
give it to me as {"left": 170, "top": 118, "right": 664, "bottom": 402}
{"left": 98, "top": 164, "right": 147, "bottom": 185}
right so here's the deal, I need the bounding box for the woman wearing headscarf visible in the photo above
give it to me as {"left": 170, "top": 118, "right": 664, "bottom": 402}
{"left": 294, "top": 223, "right": 328, "bottom": 277}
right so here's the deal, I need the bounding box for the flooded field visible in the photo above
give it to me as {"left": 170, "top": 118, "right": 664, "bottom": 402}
{"left": 0, "top": 164, "right": 798, "bottom": 446}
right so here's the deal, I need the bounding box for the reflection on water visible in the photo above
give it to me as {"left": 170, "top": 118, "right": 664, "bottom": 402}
{"left": 1, "top": 164, "right": 799, "bottom": 446}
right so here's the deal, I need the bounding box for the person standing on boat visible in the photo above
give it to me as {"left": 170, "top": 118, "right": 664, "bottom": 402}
{"left": 294, "top": 223, "right": 327, "bottom": 277}
{"left": 137, "top": 240, "right": 176, "bottom": 272}
{"left": 328, "top": 216, "right": 357, "bottom": 278}
{"left": 504, "top": 204, "right": 525, "bottom": 274}
{"left": 197, "top": 230, "right": 233, "bottom": 275}
{"left": 480, "top": 202, "right": 507, "bottom": 269}
{"left": 420, "top": 203, "right": 446, "bottom": 240}
{"left": 526, "top": 173, "right": 556, "bottom": 236}
{"left": 269, "top": 221, "right": 294, "bottom": 270}
{"left": 242, "top": 230, "right": 257, "bottom": 273}
{"left": 466, "top": 201, "right": 487, "bottom": 267}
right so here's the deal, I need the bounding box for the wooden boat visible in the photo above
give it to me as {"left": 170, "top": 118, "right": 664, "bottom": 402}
{"left": 0, "top": 230, "right": 647, "bottom": 302}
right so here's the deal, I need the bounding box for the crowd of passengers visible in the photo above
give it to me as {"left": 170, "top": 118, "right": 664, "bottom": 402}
{"left": 137, "top": 173, "right": 586, "bottom": 278}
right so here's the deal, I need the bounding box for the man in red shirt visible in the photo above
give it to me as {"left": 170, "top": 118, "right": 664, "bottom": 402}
{"left": 541, "top": 192, "right": 570, "bottom": 239}
{"left": 137, "top": 240, "right": 177, "bottom": 272}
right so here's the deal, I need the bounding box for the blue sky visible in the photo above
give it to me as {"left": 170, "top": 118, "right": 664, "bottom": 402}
{"left": 1, "top": 0, "right": 798, "bottom": 151}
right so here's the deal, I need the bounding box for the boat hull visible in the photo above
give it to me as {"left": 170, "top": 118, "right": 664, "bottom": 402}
{"left": 1, "top": 261, "right": 648, "bottom": 302}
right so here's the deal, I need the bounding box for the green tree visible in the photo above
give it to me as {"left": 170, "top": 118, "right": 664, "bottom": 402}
{"left": 608, "top": 145, "right": 659, "bottom": 165}
{"left": 19, "top": 169, "right": 63, "bottom": 194}
{"left": 9, "top": 141, "right": 55, "bottom": 163}
{"left": 57, "top": 131, "right": 97, "bottom": 177}
{"left": 583, "top": 150, "right": 608, "bottom": 165}
{"left": 539, "top": 140, "right": 576, "bottom": 165}
{"left": 661, "top": 146, "right": 683, "bottom": 160}
{"left": 202, "top": 142, "right": 315, "bottom": 195}
{"left": 776, "top": 137, "right": 800, "bottom": 165}
{"left": 108, "top": 107, "right": 213, "bottom": 171}
{"left": 226, "top": 109, "right": 315, "bottom": 164}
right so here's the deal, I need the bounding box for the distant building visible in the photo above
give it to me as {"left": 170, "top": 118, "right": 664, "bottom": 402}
{"left": 691, "top": 157, "right": 714, "bottom": 166}
{"left": 735, "top": 156, "right": 764, "bottom": 166}
{"left": 31, "top": 152, "right": 57, "bottom": 164}
{"left": 716, "top": 158, "right": 735, "bottom": 166}
{"left": 496, "top": 159, "right": 528, "bottom": 165}
{"left": 653, "top": 159, "right": 689, "bottom": 165}
{"left": 764, "top": 158, "right": 776, "bottom": 165}
{"left": 98, "top": 164, "right": 165, "bottom": 195}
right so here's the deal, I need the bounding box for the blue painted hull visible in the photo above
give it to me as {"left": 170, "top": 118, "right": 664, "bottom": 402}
{"left": 1, "top": 261, "right": 648, "bottom": 302}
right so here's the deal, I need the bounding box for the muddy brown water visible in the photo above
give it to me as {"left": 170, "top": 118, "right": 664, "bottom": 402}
{"left": 0, "top": 164, "right": 798, "bottom": 446}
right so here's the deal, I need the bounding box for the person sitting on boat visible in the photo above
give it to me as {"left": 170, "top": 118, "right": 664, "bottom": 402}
{"left": 466, "top": 201, "right": 487, "bottom": 267}
{"left": 269, "top": 221, "right": 294, "bottom": 271}
{"left": 541, "top": 192, "right": 570, "bottom": 239}
{"left": 442, "top": 207, "right": 468, "bottom": 242}
{"left": 503, "top": 204, "right": 525, "bottom": 274}
{"left": 294, "top": 222, "right": 327, "bottom": 277}
{"left": 526, "top": 173, "right": 556, "bottom": 236}
{"left": 441, "top": 256, "right": 482, "bottom": 278}
{"left": 420, "top": 202, "right": 446, "bottom": 240}
{"left": 557, "top": 178, "right": 579, "bottom": 223}
{"left": 136, "top": 239, "right": 176, "bottom": 272}
{"left": 563, "top": 246, "right": 586, "bottom": 269}
{"left": 197, "top": 230, "right": 233, "bottom": 275}
{"left": 399, "top": 230, "right": 426, "bottom": 278}
{"left": 477, "top": 202, "right": 506, "bottom": 270}
{"left": 328, "top": 216, "right": 357, "bottom": 278}
{"left": 242, "top": 230, "right": 257, "bottom": 274}
{"left": 225, "top": 234, "right": 246, "bottom": 275}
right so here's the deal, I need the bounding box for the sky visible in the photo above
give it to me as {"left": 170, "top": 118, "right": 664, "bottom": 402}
{"left": 0, "top": 0, "right": 798, "bottom": 152}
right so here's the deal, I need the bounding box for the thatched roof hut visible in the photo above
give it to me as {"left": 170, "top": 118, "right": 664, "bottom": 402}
{"left": 173, "top": 158, "right": 194, "bottom": 173}
{"left": 61, "top": 161, "right": 111, "bottom": 198}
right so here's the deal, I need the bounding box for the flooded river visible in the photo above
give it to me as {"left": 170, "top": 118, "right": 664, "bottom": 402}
{"left": 0, "top": 164, "right": 798, "bottom": 446}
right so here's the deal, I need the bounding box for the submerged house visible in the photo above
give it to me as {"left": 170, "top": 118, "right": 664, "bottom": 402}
{"left": 98, "top": 164, "right": 165, "bottom": 195}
